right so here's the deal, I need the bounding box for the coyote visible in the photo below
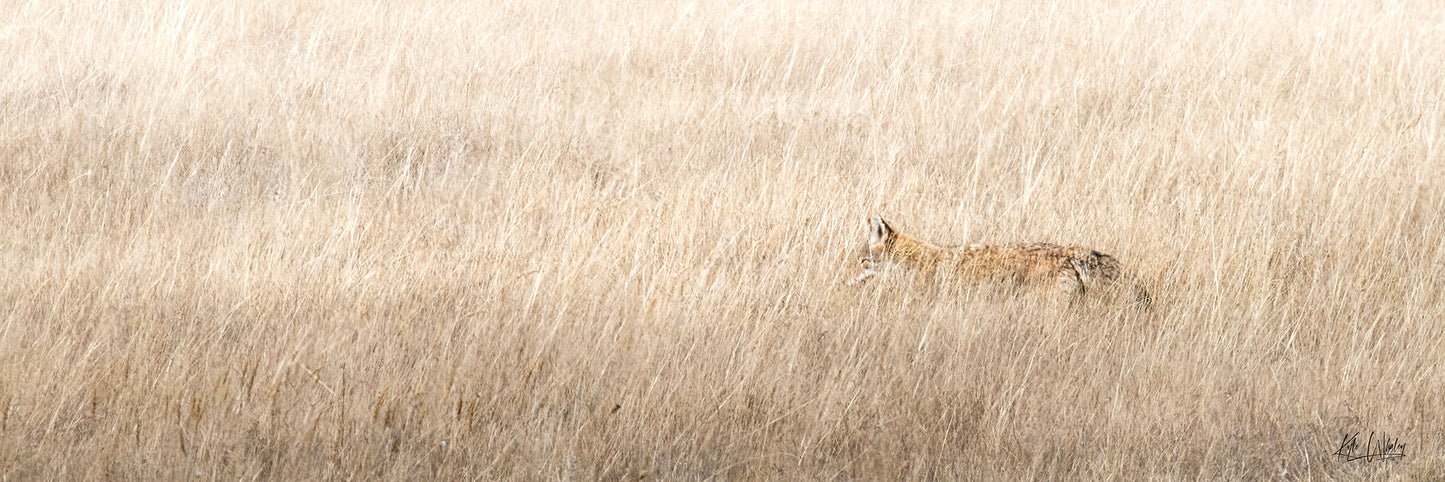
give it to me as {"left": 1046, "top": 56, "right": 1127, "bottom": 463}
{"left": 846, "top": 216, "right": 1149, "bottom": 306}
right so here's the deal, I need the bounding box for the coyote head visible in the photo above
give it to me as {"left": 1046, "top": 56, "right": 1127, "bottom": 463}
{"left": 845, "top": 216, "right": 897, "bottom": 286}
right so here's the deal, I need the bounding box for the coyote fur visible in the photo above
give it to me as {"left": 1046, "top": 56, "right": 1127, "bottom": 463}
{"left": 847, "top": 216, "right": 1149, "bottom": 306}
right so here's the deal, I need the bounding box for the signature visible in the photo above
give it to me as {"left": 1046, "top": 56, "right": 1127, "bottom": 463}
{"left": 1334, "top": 431, "right": 1406, "bottom": 462}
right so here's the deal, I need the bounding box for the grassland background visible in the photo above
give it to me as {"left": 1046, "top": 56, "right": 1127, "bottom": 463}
{"left": 2, "top": 0, "right": 1443, "bottom": 479}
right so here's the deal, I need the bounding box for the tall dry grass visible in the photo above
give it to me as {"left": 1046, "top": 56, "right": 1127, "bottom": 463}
{"left": 1, "top": 0, "right": 1442, "bottom": 479}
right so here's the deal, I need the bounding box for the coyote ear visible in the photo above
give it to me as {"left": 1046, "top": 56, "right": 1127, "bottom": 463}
{"left": 867, "top": 216, "right": 893, "bottom": 246}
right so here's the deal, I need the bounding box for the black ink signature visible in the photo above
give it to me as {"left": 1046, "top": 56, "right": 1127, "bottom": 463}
{"left": 1334, "top": 431, "right": 1406, "bottom": 462}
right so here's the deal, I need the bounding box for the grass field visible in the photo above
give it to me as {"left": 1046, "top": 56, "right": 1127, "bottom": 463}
{"left": 2, "top": 0, "right": 1443, "bottom": 479}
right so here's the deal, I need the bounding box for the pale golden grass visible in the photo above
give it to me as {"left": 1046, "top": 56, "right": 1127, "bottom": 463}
{"left": 2, "top": 0, "right": 1443, "bottom": 479}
